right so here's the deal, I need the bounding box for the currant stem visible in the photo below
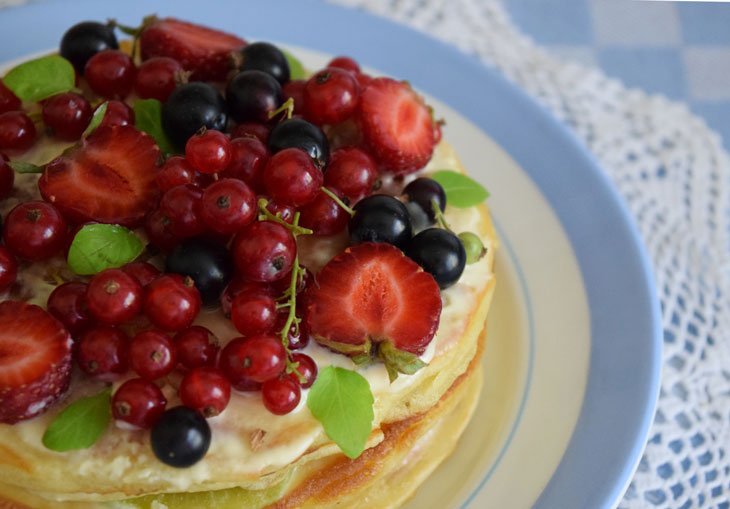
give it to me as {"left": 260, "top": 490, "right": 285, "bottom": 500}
{"left": 432, "top": 199, "right": 454, "bottom": 233}
{"left": 320, "top": 187, "right": 355, "bottom": 217}
{"left": 257, "top": 198, "right": 313, "bottom": 236}
{"left": 268, "top": 97, "right": 295, "bottom": 121}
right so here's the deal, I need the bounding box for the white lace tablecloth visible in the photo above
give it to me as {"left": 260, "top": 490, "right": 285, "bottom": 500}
{"left": 323, "top": 1, "right": 730, "bottom": 508}
{"left": 1, "top": 0, "right": 728, "bottom": 506}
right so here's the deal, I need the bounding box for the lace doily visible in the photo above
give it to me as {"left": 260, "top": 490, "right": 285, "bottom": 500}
{"left": 324, "top": 0, "right": 730, "bottom": 507}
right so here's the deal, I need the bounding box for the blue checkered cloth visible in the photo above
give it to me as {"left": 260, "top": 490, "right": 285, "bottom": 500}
{"left": 503, "top": 0, "right": 730, "bottom": 151}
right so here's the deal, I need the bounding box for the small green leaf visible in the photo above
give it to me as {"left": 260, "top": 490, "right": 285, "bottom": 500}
{"left": 307, "top": 366, "right": 374, "bottom": 459}
{"left": 82, "top": 101, "right": 107, "bottom": 138}
{"left": 133, "top": 98, "right": 177, "bottom": 156}
{"left": 431, "top": 169, "right": 489, "bottom": 208}
{"left": 8, "top": 161, "right": 43, "bottom": 174}
{"left": 2, "top": 55, "right": 75, "bottom": 102}
{"left": 67, "top": 223, "right": 145, "bottom": 275}
{"left": 282, "top": 49, "right": 306, "bottom": 80}
{"left": 42, "top": 388, "right": 111, "bottom": 452}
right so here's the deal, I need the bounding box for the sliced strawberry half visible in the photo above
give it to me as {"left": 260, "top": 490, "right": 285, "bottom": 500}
{"left": 39, "top": 125, "right": 161, "bottom": 227}
{"left": 357, "top": 78, "right": 435, "bottom": 176}
{"left": 139, "top": 17, "right": 246, "bottom": 82}
{"left": 304, "top": 242, "right": 441, "bottom": 381}
{"left": 0, "top": 301, "right": 73, "bottom": 424}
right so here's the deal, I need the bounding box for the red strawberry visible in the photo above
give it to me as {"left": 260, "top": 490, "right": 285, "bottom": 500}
{"left": 0, "top": 301, "right": 73, "bottom": 424}
{"left": 39, "top": 125, "right": 161, "bottom": 227}
{"left": 304, "top": 242, "right": 441, "bottom": 381}
{"left": 357, "top": 78, "right": 435, "bottom": 175}
{"left": 139, "top": 18, "right": 246, "bottom": 82}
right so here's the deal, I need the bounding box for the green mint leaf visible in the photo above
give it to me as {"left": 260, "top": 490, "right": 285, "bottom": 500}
{"left": 282, "top": 49, "right": 306, "bottom": 80}
{"left": 67, "top": 223, "right": 145, "bottom": 275}
{"left": 431, "top": 169, "right": 490, "bottom": 208}
{"left": 307, "top": 366, "right": 374, "bottom": 459}
{"left": 8, "top": 161, "right": 43, "bottom": 174}
{"left": 133, "top": 98, "right": 177, "bottom": 156}
{"left": 42, "top": 388, "right": 111, "bottom": 452}
{"left": 82, "top": 101, "right": 107, "bottom": 138}
{"left": 2, "top": 55, "right": 75, "bottom": 102}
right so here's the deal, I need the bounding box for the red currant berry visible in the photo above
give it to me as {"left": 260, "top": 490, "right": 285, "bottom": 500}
{"left": 0, "top": 111, "right": 36, "bottom": 153}
{"left": 179, "top": 367, "right": 231, "bottom": 418}
{"left": 0, "top": 246, "right": 18, "bottom": 293}
{"left": 47, "top": 282, "right": 94, "bottom": 336}
{"left": 273, "top": 312, "right": 309, "bottom": 351}
{"left": 262, "top": 376, "right": 301, "bottom": 415}
{"left": 41, "top": 92, "right": 92, "bottom": 141}
{"left": 112, "top": 378, "right": 167, "bottom": 429}
{"left": 288, "top": 353, "right": 317, "bottom": 388}
{"left": 231, "top": 287, "right": 277, "bottom": 336}
{"left": 174, "top": 326, "right": 219, "bottom": 369}
{"left": 232, "top": 220, "right": 296, "bottom": 282}
{"left": 298, "top": 187, "right": 350, "bottom": 236}
{"left": 200, "top": 178, "right": 256, "bottom": 235}
{"left": 155, "top": 156, "right": 199, "bottom": 192}
{"left": 281, "top": 79, "right": 306, "bottom": 116}
{"left": 0, "top": 81, "right": 21, "bottom": 115}
{"left": 98, "top": 99, "right": 134, "bottom": 128}
{"left": 324, "top": 146, "right": 378, "bottom": 202}
{"left": 220, "top": 276, "right": 247, "bottom": 317}
{"left": 143, "top": 274, "right": 202, "bottom": 331}
{"left": 129, "top": 330, "right": 177, "bottom": 380}
{"left": 3, "top": 201, "right": 67, "bottom": 260}
{"left": 134, "top": 57, "right": 183, "bottom": 102}
{"left": 230, "top": 122, "right": 270, "bottom": 144}
{"left": 159, "top": 184, "right": 205, "bottom": 238}
{"left": 262, "top": 148, "right": 323, "bottom": 207}
{"left": 264, "top": 199, "right": 294, "bottom": 224}
{"left": 219, "top": 335, "right": 286, "bottom": 385}
{"left": 356, "top": 73, "right": 373, "bottom": 89}
{"left": 221, "top": 137, "right": 269, "bottom": 194}
{"left": 327, "top": 56, "right": 360, "bottom": 74}
{"left": 121, "top": 261, "right": 160, "bottom": 287}
{"left": 84, "top": 49, "right": 136, "bottom": 99}
{"left": 185, "top": 130, "right": 232, "bottom": 175}
{"left": 303, "top": 68, "right": 359, "bottom": 125}
{"left": 144, "top": 207, "right": 178, "bottom": 252}
{"left": 271, "top": 266, "right": 313, "bottom": 297}
{"left": 76, "top": 325, "right": 128, "bottom": 378}
{"left": 0, "top": 157, "right": 14, "bottom": 199}
{"left": 86, "top": 268, "right": 143, "bottom": 325}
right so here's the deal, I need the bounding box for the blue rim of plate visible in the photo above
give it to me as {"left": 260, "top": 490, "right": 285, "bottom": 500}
{"left": 0, "top": 1, "right": 662, "bottom": 507}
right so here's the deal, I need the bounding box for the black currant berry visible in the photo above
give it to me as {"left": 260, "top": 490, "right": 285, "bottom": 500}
{"left": 162, "top": 82, "right": 228, "bottom": 149}
{"left": 166, "top": 237, "right": 234, "bottom": 306}
{"left": 403, "top": 178, "right": 446, "bottom": 224}
{"left": 226, "top": 70, "right": 283, "bottom": 124}
{"left": 151, "top": 406, "right": 211, "bottom": 468}
{"left": 268, "top": 117, "right": 329, "bottom": 169}
{"left": 349, "top": 194, "right": 412, "bottom": 249}
{"left": 60, "top": 21, "right": 119, "bottom": 74}
{"left": 238, "top": 42, "right": 290, "bottom": 84}
{"left": 405, "top": 228, "right": 466, "bottom": 289}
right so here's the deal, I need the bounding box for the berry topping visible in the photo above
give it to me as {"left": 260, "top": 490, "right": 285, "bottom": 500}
{"left": 232, "top": 220, "right": 296, "bottom": 283}
{"left": 221, "top": 136, "right": 269, "bottom": 194}
{"left": 0, "top": 81, "right": 21, "bottom": 115}
{"left": 0, "top": 301, "right": 73, "bottom": 424}
{"left": 139, "top": 17, "right": 245, "bottom": 81}
{"left": 403, "top": 177, "right": 446, "bottom": 225}
{"left": 200, "top": 178, "right": 257, "bottom": 235}
{"left": 0, "top": 247, "right": 17, "bottom": 293}
{"left": 112, "top": 378, "right": 166, "bottom": 429}
{"left": 268, "top": 117, "right": 329, "bottom": 169}
{"left": 185, "top": 129, "right": 232, "bottom": 175}
{"left": 226, "top": 70, "right": 284, "bottom": 124}
{"left": 97, "top": 100, "right": 135, "bottom": 128}
{"left": 3, "top": 201, "right": 68, "bottom": 261}
{"left": 162, "top": 82, "right": 228, "bottom": 150}
{"left": 405, "top": 228, "right": 466, "bottom": 289}
{"left": 86, "top": 268, "right": 143, "bottom": 325}
{"left": 159, "top": 184, "right": 205, "bottom": 238}
{"left": 231, "top": 284, "right": 277, "bottom": 336}
{"left": 134, "top": 56, "right": 184, "bottom": 102}
{"left": 151, "top": 406, "right": 211, "bottom": 468}
{"left": 39, "top": 125, "right": 161, "bottom": 227}
{"left": 121, "top": 261, "right": 161, "bottom": 287}
{"left": 84, "top": 49, "right": 136, "bottom": 100}
{"left": 155, "top": 156, "right": 199, "bottom": 192}
{"left": 327, "top": 56, "right": 360, "bottom": 74}
{"left": 358, "top": 77, "right": 435, "bottom": 175}
{"left": 237, "top": 42, "right": 290, "bottom": 84}
{"left": 298, "top": 187, "right": 350, "bottom": 236}
{"left": 0, "top": 111, "right": 36, "bottom": 154}
{"left": 165, "top": 237, "right": 234, "bottom": 306}
{"left": 303, "top": 67, "right": 360, "bottom": 126}
{"left": 229, "top": 122, "right": 270, "bottom": 144}
{"left": 262, "top": 376, "right": 301, "bottom": 415}
{"left": 143, "top": 274, "right": 202, "bottom": 332}
{"left": 348, "top": 194, "right": 412, "bottom": 249}
{"left": 174, "top": 326, "right": 219, "bottom": 369}
{"left": 305, "top": 242, "right": 441, "bottom": 377}
{"left": 60, "top": 21, "right": 119, "bottom": 74}
{"left": 76, "top": 325, "right": 128, "bottom": 378}
{"left": 0, "top": 156, "right": 14, "bottom": 200}
{"left": 179, "top": 367, "right": 231, "bottom": 418}
{"left": 46, "top": 282, "right": 94, "bottom": 336}
{"left": 263, "top": 148, "right": 323, "bottom": 207}
{"left": 41, "top": 92, "right": 93, "bottom": 141}
{"left": 129, "top": 330, "right": 177, "bottom": 380}
{"left": 324, "top": 146, "right": 378, "bottom": 203}
{"left": 288, "top": 352, "right": 317, "bottom": 388}
{"left": 219, "top": 335, "right": 286, "bottom": 385}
